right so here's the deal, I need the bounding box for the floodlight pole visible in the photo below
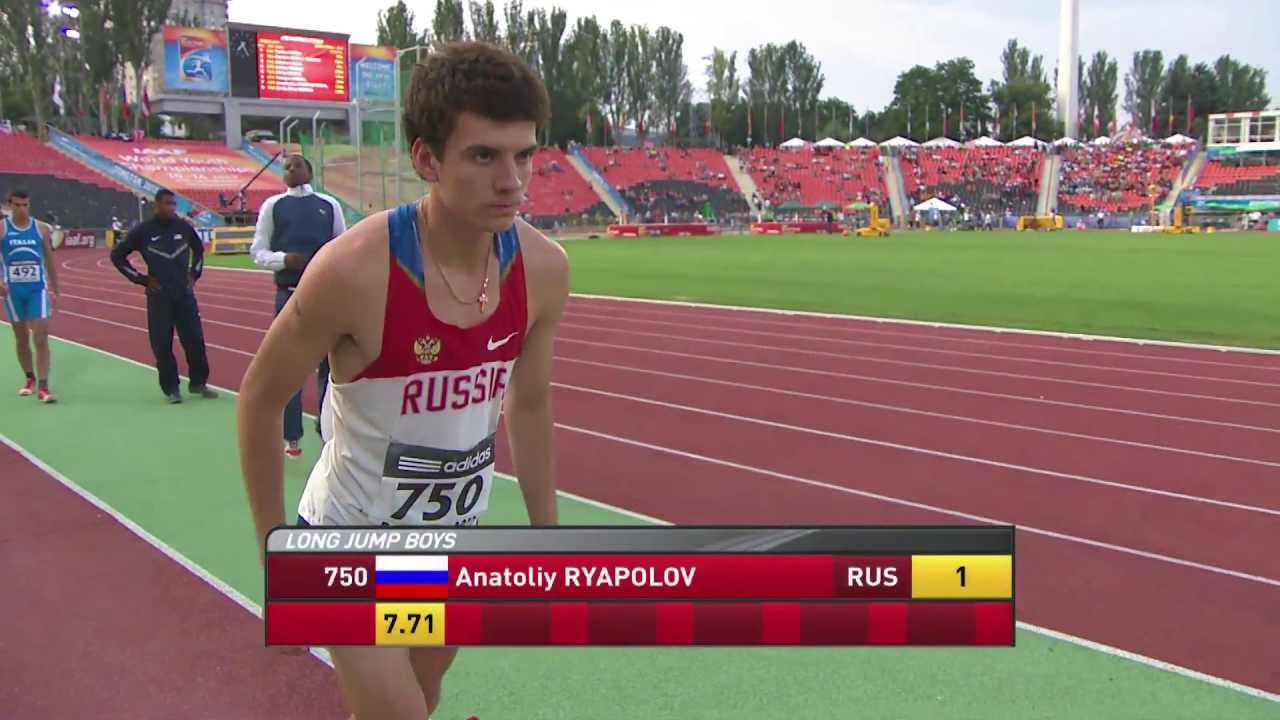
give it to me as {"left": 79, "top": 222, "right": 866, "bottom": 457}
{"left": 394, "top": 45, "right": 431, "bottom": 204}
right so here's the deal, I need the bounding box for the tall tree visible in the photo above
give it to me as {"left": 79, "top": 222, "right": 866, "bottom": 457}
{"left": 601, "top": 20, "right": 630, "bottom": 139}
{"left": 743, "top": 46, "right": 767, "bottom": 145}
{"left": 624, "top": 25, "right": 654, "bottom": 142}
{"left": 564, "top": 16, "right": 604, "bottom": 143}
{"left": 377, "top": 1, "right": 425, "bottom": 49}
{"left": 432, "top": 0, "right": 467, "bottom": 46}
{"left": 705, "top": 48, "right": 738, "bottom": 146}
{"left": 1211, "top": 55, "right": 1270, "bottom": 112}
{"left": 110, "top": 0, "right": 172, "bottom": 132}
{"left": 0, "top": 0, "right": 52, "bottom": 135}
{"left": 764, "top": 44, "right": 788, "bottom": 143}
{"left": 989, "top": 39, "right": 1053, "bottom": 139}
{"left": 502, "top": 0, "right": 536, "bottom": 69}
{"left": 1083, "top": 51, "right": 1118, "bottom": 137}
{"left": 1123, "top": 49, "right": 1164, "bottom": 132}
{"left": 649, "top": 26, "right": 688, "bottom": 138}
{"left": 529, "top": 6, "right": 567, "bottom": 144}
{"left": 468, "top": 0, "right": 500, "bottom": 44}
{"left": 933, "top": 57, "right": 986, "bottom": 138}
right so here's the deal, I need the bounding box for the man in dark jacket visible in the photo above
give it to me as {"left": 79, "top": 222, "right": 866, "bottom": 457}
{"left": 111, "top": 189, "right": 218, "bottom": 403}
{"left": 249, "top": 155, "right": 346, "bottom": 458}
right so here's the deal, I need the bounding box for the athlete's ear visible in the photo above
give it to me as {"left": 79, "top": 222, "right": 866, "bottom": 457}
{"left": 410, "top": 139, "right": 442, "bottom": 184}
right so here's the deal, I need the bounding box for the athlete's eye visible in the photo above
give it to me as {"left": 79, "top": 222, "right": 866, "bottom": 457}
{"left": 472, "top": 149, "right": 494, "bottom": 164}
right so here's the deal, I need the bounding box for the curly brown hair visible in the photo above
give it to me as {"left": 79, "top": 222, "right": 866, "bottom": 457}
{"left": 403, "top": 41, "right": 550, "bottom": 158}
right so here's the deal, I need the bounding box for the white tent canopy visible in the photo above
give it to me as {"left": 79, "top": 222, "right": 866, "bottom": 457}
{"left": 1091, "top": 135, "right": 1112, "bottom": 145}
{"left": 914, "top": 197, "right": 958, "bottom": 212}
{"left": 923, "top": 137, "right": 961, "bottom": 148}
{"left": 880, "top": 135, "right": 919, "bottom": 147}
{"left": 814, "top": 136, "right": 845, "bottom": 148}
{"left": 1009, "top": 135, "right": 1047, "bottom": 148}
{"left": 968, "top": 135, "right": 1003, "bottom": 147}
{"left": 847, "top": 137, "right": 876, "bottom": 147}
{"left": 1052, "top": 136, "right": 1081, "bottom": 146}
{"left": 1164, "top": 133, "right": 1196, "bottom": 145}
{"left": 779, "top": 137, "right": 808, "bottom": 148}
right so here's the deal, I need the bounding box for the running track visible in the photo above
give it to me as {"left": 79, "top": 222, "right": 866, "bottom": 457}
{"left": 44, "top": 250, "right": 1280, "bottom": 695}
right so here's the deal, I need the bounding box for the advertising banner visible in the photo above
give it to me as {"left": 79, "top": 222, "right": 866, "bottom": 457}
{"left": 351, "top": 44, "right": 397, "bottom": 103}
{"left": 162, "top": 26, "right": 229, "bottom": 93}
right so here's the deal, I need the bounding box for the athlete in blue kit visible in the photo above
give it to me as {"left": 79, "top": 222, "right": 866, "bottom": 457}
{"left": 1, "top": 189, "right": 60, "bottom": 403}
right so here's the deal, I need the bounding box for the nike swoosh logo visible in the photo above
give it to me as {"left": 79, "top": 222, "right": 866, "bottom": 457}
{"left": 487, "top": 332, "right": 518, "bottom": 351}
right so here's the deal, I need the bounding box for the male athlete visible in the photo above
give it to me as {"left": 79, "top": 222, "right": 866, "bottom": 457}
{"left": 112, "top": 189, "right": 218, "bottom": 403}
{"left": 238, "top": 42, "right": 567, "bottom": 720}
{"left": 250, "top": 154, "right": 346, "bottom": 458}
{"left": 1, "top": 189, "right": 60, "bottom": 403}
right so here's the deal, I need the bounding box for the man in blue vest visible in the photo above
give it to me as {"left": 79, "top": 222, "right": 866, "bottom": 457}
{"left": 1, "top": 189, "right": 60, "bottom": 403}
{"left": 250, "top": 155, "right": 346, "bottom": 458}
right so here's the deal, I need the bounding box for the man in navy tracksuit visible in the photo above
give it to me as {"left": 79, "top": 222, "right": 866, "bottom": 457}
{"left": 111, "top": 189, "right": 218, "bottom": 404}
{"left": 250, "top": 155, "right": 346, "bottom": 459}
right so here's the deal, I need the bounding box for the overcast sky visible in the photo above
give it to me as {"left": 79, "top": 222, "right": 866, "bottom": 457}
{"left": 226, "top": 0, "right": 1279, "bottom": 113}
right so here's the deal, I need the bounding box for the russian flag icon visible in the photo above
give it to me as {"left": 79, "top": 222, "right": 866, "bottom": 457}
{"left": 375, "top": 555, "right": 449, "bottom": 599}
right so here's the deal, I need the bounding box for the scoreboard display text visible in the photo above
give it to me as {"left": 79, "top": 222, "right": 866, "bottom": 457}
{"left": 226, "top": 24, "right": 349, "bottom": 102}
{"left": 265, "top": 526, "right": 1015, "bottom": 647}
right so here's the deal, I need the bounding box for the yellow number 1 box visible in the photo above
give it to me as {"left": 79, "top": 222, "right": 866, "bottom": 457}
{"left": 911, "top": 555, "right": 1012, "bottom": 599}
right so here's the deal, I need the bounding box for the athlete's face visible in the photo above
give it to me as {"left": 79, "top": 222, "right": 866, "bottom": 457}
{"left": 283, "top": 156, "right": 311, "bottom": 188}
{"left": 156, "top": 194, "right": 177, "bottom": 220}
{"left": 7, "top": 197, "right": 29, "bottom": 225}
{"left": 412, "top": 111, "right": 537, "bottom": 233}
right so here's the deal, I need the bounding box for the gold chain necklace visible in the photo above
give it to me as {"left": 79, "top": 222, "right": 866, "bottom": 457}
{"left": 419, "top": 198, "right": 494, "bottom": 312}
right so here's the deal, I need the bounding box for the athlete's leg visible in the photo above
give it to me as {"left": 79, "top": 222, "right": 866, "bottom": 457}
{"left": 29, "top": 316, "right": 50, "bottom": 385}
{"left": 327, "top": 646, "right": 429, "bottom": 720}
{"left": 146, "top": 290, "right": 180, "bottom": 396}
{"left": 174, "top": 291, "right": 212, "bottom": 391}
{"left": 9, "top": 317, "right": 33, "bottom": 377}
{"left": 276, "top": 288, "right": 304, "bottom": 443}
{"left": 408, "top": 646, "right": 460, "bottom": 716}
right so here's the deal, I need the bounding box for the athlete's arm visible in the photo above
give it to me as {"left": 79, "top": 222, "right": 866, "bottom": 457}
{"left": 39, "top": 222, "right": 58, "bottom": 297}
{"left": 249, "top": 196, "right": 286, "bottom": 271}
{"left": 110, "top": 225, "right": 149, "bottom": 285}
{"left": 185, "top": 222, "right": 204, "bottom": 284}
{"left": 503, "top": 229, "right": 570, "bottom": 526}
{"left": 237, "top": 230, "right": 378, "bottom": 559}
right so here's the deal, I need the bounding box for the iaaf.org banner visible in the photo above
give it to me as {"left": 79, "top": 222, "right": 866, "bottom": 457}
{"left": 59, "top": 229, "right": 99, "bottom": 249}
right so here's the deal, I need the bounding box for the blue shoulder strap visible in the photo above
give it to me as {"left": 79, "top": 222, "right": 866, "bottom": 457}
{"left": 388, "top": 201, "right": 424, "bottom": 286}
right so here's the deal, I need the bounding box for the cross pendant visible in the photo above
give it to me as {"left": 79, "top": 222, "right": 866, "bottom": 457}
{"left": 478, "top": 291, "right": 488, "bottom": 310}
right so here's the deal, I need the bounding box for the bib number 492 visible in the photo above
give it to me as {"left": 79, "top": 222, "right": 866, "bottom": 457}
{"left": 391, "top": 475, "right": 484, "bottom": 521}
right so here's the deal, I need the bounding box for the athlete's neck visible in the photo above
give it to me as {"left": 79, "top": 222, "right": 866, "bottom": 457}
{"left": 9, "top": 214, "right": 31, "bottom": 228}
{"left": 420, "top": 192, "right": 491, "bottom": 268}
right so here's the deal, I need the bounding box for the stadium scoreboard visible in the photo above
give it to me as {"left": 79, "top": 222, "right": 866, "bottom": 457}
{"left": 265, "top": 526, "right": 1015, "bottom": 647}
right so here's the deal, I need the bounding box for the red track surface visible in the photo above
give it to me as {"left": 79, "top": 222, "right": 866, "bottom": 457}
{"left": 0, "top": 442, "right": 348, "bottom": 719}
{"left": 43, "top": 250, "right": 1280, "bottom": 694}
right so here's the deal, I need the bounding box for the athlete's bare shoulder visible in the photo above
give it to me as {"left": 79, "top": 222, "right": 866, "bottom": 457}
{"left": 513, "top": 218, "right": 569, "bottom": 322}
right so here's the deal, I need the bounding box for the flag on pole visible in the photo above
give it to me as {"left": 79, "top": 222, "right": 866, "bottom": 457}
{"left": 142, "top": 82, "right": 151, "bottom": 118}
{"left": 121, "top": 84, "right": 130, "bottom": 122}
{"left": 1092, "top": 106, "right": 1100, "bottom": 135}
{"left": 585, "top": 111, "right": 592, "bottom": 141}
{"left": 1185, "top": 97, "right": 1194, "bottom": 134}
{"left": 1031, "top": 102, "right": 1037, "bottom": 136}
{"left": 943, "top": 106, "right": 949, "bottom": 137}
{"left": 52, "top": 76, "right": 65, "bottom": 116}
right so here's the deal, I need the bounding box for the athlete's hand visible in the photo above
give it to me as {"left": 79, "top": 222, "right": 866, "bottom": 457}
{"left": 146, "top": 276, "right": 162, "bottom": 292}
{"left": 283, "top": 252, "right": 308, "bottom": 271}
{"left": 0, "top": 285, "right": 7, "bottom": 300}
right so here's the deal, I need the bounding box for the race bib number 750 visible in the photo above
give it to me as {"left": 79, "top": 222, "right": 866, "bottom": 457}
{"left": 379, "top": 435, "right": 495, "bottom": 527}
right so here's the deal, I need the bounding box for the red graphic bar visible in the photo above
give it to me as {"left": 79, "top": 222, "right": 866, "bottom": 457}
{"left": 267, "top": 554, "right": 376, "bottom": 600}
{"left": 441, "top": 601, "right": 1012, "bottom": 646}
{"left": 447, "top": 554, "right": 911, "bottom": 600}
{"left": 267, "top": 601, "right": 374, "bottom": 645}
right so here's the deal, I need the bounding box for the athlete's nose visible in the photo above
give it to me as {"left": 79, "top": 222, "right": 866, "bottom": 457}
{"left": 493, "top": 156, "right": 523, "bottom": 194}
